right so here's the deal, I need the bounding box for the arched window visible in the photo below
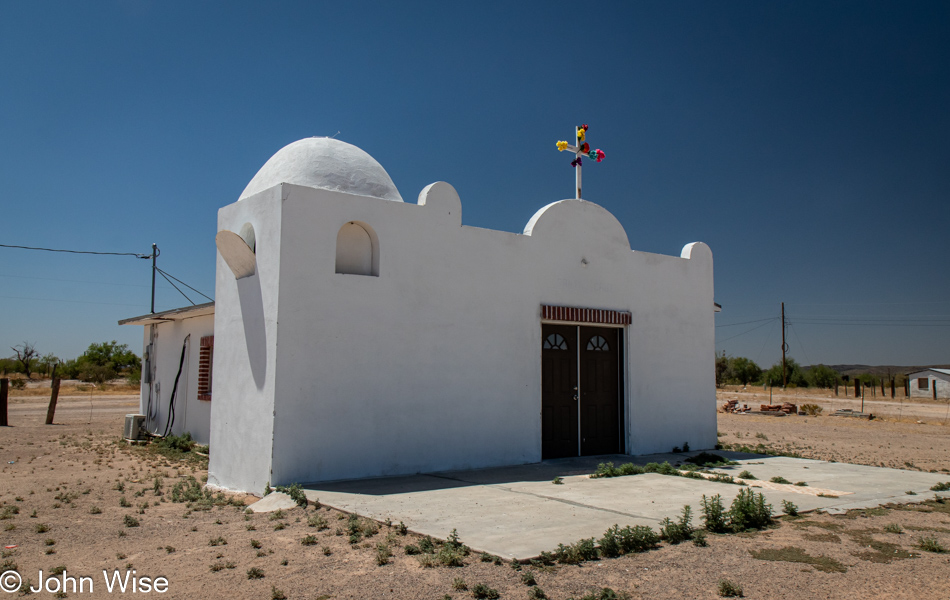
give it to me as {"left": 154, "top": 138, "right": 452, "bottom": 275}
{"left": 335, "top": 221, "right": 378, "bottom": 276}
{"left": 239, "top": 223, "right": 256, "bottom": 253}
{"left": 543, "top": 333, "right": 568, "bottom": 350}
{"left": 586, "top": 335, "right": 609, "bottom": 351}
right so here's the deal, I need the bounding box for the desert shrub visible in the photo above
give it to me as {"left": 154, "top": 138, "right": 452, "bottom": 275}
{"left": 123, "top": 515, "right": 139, "bottom": 528}
{"left": 930, "top": 482, "right": 950, "bottom": 492}
{"left": 418, "top": 536, "right": 436, "bottom": 554}
{"left": 375, "top": 542, "right": 392, "bottom": 565}
{"left": 9, "top": 377, "right": 26, "bottom": 390}
{"left": 275, "top": 483, "right": 308, "bottom": 507}
{"left": 247, "top": 567, "right": 264, "bottom": 579}
{"left": 916, "top": 536, "right": 946, "bottom": 553}
{"left": 617, "top": 525, "right": 660, "bottom": 553}
{"left": 728, "top": 489, "right": 773, "bottom": 531}
{"left": 718, "top": 579, "right": 744, "bottom": 597}
{"left": 453, "top": 577, "right": 468, "bottom": 590}
{"left": 308, "top": 514, "right": 328, "bottom": 530}
{"left": 553, "top": 538, "right": 597, "bottom": 564}
{"left": 470, "top": 583, "right": 500, "bottom": 599}
{"left": 801, "top": 403, "right": 823, "bottom": 416}
{"left": 528, "top": 586, "right": 547, "bottom": 599}
{"left": 520, "top": 570, "right": 536, "bottom": 586}
{"left": 155, "top": 432, "right": 195, "bottom": 453}
{"left": 770, "top": 476, "right": 792, "bottom": 484}
{"left": 301, "top": 535, "right": 317, "bottom": 546}
{"left": 685, "top": 452, "right": 732, "bottom": 467}
{"left": 692, "top": 530, "right": 708, "bottom": 547}
{"left": 883, "top": 523, "right": 903, "bottom": 534}
{"left": 437, "top": 544, "right": 466, "bottom": 567}
{"left": 170, "top": 477, "right": 204, "bottom": 503}
{"left": 404, "top": 544, "right": 421, "bottom": 555}
{"left": 271, "top": 586, "right": 287, "bottom": 600}
{"left": 738, "top": 470, "right": 755, "bottom": 480}
{"left": 781, "top": 500, "right": 799, "bottom": 516}
{"left": 591, "top": 462, "right": 644, "bottom": 478}
{"left": 659, "top": 505, "right": 694, "bottom": 544}
{"left": 598, "top": 525, "right": 623, "bottom": 558}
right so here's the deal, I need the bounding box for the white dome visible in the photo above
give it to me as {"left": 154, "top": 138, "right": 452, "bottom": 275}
{"left": 239, "top": 137, "right": 403, "bottom": 202}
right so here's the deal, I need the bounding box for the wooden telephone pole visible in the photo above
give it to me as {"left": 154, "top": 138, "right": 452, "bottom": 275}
{"left": 781, "top": 302, "right": 788, "bottom": 388}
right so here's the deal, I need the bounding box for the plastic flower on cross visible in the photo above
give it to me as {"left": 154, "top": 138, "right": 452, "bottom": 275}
{"left": 576, "top": 127, "right": 586, "bottom": 142}
{"left": 587, "top": 150, "right": 597, "bottom": 160}
{"left": 556, "top": 140, "right": 568, "bottom": 151}
{"left": 595, "top": 149, "right": 605, "bottom": 162}
{"left": 580, "top": 142, "right": 590, "bottom": 153}
{"left": 571, "top": 157, "right": 582, "bottom": 168}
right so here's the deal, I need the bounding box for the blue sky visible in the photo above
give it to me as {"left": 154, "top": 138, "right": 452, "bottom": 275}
{"left": 1, "top": 1, "right": 947, "bottom": 368}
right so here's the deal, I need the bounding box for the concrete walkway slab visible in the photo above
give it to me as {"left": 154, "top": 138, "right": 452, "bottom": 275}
{"left": 303, "top": 452, "right": 950, "bottom": 560}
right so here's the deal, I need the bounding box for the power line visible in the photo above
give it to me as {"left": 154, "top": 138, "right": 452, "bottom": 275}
{"left": 0, "top": 243, "right": 153, "bottom": 259}
{"left": 0, "top": 294, "right": 143, "bottom": 307}
{"left": 716, "top": 318, "right": 776, "bottom": 344}
{"left": 716, "top": 317, "right": 777, "bottom": 328}
{"left": 0, "top": 272, "right": 161, "bottom": 289}
{"left": 155, "top": 268, "right": 213, "bottom": 303}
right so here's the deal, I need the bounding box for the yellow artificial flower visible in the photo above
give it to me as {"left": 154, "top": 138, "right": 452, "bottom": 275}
{"left": 556, "top": 140, "right": 568, "bottom": 151}
{"left": 576, "top": 128, "right": 585, "bottom": 141}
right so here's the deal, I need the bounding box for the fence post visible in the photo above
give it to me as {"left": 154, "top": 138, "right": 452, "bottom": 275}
{"left": 890, "top": 378, "right": 895, "bottom": 399}
{"left": 0, "top": 378, "right": 7, "bottom": 427}
{"left": 46, "top": 377, "right": 61, "bottom": 425}
{"left": 854, "top": 380, "right": 860, "bottom": 398}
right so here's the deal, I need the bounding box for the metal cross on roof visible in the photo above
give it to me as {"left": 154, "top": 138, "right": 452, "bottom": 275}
{"left": 556, "top": 124, "right": 605, "bottom": 200}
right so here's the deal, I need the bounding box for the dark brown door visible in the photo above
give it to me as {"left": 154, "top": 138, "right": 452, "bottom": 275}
{"left": 541, "top": 324, "right": 578, "bottom": 459}
{"left": 542, "top": 324, "right": 622, "bottom": 459}
{"left": 580, "top": 327, "right": 620, "bottom": 456}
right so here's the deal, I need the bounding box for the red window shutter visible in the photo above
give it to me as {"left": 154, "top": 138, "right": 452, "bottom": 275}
{"left": 198, "top": 335, "right": 214, "bottom": 401}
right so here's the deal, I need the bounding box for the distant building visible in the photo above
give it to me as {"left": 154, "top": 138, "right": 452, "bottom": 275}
{"left": 906, "top": 368, "right": 950, "bottom": 399}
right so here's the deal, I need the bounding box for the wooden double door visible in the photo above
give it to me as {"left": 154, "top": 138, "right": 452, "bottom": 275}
{"left": 541, "top": 324, "right": 622, "bottom": 459}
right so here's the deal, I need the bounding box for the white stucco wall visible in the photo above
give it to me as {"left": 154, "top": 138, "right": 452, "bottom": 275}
{"left": 208, "top": 177, "right": 716, "bottom": 490}
{"left": 908, "top": 370, "right": 950, "bottom": 399}
{"left": 138, "top": 314, "right": 214, "bottom": 445}
{"left": 207, "top": 188, "right": 283, "bottom": 495}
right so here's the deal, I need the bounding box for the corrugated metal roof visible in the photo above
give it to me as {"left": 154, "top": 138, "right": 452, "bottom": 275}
{"left": 906, "top": 367, "right": 950, "bottom": 377}
{"left": 118, "top": 302, "right": 215, "bottom": 326}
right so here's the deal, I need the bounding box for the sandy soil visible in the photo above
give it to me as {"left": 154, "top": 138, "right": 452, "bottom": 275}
{"left": 1, "top": 397, "right": 949, "bottom": 599}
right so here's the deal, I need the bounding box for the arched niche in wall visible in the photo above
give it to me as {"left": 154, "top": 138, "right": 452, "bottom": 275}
{"left": 335, "top": 221, "right": 379, "bottom": 276}
{"left": 215, "top": 222, "right": 257, "bottom": 279}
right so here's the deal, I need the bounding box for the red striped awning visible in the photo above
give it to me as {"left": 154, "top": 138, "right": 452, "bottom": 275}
{"left": 541, "top": 305, "right": 631, "bottom": 325}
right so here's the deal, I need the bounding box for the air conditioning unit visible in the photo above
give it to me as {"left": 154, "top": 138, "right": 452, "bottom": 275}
{"left": 124, "top": 414, "right": 147, "bottom": 441}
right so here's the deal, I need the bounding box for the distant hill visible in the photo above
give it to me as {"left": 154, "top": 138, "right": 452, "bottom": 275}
{"left": 813, "top": 364, "right": 950, "bottom": 378}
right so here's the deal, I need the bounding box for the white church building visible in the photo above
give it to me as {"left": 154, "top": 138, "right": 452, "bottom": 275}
{"left": 124, "top": 137, "right": 718, "bottom": 494}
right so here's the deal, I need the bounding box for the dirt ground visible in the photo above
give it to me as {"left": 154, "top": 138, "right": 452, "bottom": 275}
{"left": 1, "top": 395, "right": 949, "bottom": 599}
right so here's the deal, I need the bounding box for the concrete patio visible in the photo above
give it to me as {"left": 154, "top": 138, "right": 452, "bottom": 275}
{"left": 296, "top": 451, "right": 950, "bottom": 560}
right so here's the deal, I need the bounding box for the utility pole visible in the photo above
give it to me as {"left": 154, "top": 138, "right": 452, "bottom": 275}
{"left": 781, "top": 302, "right": 788, "bottom": 388}
{"left": 150, "top": 243, "right": 158, "bottom": 314}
